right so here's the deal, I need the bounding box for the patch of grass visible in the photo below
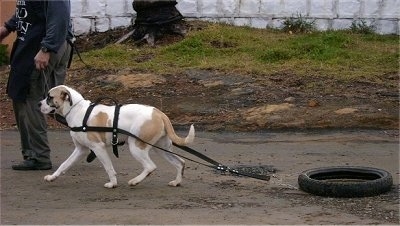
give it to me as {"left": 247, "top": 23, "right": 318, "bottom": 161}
{"left": 289, "top": 31, "right": 352, "bottom": 61}
{"left": 260, "top": 49, "right": 293, "bottom": 63}
{"left": 76, "top": 22, "right": 399, "bottom": 83}
{"left": 82, "top": 44, "right": 140, "bottom": 68}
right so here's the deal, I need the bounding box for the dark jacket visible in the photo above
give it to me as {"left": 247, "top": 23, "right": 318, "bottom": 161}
{"left": 5, "top": 0, "right": 71, "bottom": 102}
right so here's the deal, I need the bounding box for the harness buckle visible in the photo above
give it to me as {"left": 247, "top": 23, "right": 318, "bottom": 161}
{"left": 112, "top": 138, "right": 119, "bottom": 146}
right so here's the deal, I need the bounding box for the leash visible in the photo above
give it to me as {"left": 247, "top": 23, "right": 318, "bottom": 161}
{"left": 68, "top": 100, "right": 270, "bottom": 181}
{"left": 67, "top": 38, "right": 88, "bottom": 68}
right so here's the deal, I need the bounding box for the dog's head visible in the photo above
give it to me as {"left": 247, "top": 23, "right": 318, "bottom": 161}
{"left": 39, "top": 85, "right": 74, "bottom": 115}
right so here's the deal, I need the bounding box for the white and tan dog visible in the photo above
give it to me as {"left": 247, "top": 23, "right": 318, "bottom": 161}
{"left": 39, "top": 85, "right": 194, "bottom": 188}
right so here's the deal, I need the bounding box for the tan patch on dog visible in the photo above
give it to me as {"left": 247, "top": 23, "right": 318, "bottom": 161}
{"left": 48, "top": 86, "right": 70, "bottom": 110}
{"left": 87, "top": 111, "right": 110, "bottom": 143}
{"left": 60, "top": 90, "right": 72, "bottom": 106}
{"left": 135, "top": 109, "right": 163, "bottom": 149}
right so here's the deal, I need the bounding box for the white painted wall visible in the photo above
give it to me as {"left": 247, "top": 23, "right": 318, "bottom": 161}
{"left": 70, "top": 0, "right": 400, "bottom": 35}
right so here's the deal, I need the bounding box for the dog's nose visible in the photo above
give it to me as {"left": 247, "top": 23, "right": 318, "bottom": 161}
{"left": 38, "top": 102, "right": 42, "bottom": 108}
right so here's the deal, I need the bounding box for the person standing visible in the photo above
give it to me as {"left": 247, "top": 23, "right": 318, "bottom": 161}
{"left": 0, "top": 0, "right": 72, "bottom": 170}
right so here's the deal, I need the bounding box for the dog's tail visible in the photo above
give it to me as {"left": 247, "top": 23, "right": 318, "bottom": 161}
{"left": 159, "top": 110, "right": 195, "bottom": 146}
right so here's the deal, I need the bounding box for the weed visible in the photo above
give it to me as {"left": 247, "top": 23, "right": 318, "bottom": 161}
{"left": 350, "top": 19, "right": 376, "bottom": 34}
{"left": 282, "top": 13, "right": 316, "bottom": 34}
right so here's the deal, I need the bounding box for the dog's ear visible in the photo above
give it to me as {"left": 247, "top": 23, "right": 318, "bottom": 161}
{"left": 61, "top": 90, "right": 73, "bottom": 106}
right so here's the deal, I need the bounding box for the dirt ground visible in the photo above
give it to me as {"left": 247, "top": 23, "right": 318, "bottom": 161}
{"left": 0, "top": 26, "right": 399, "bottom": 225}
{"left": 1, "top": 130, "right": 399, "bottom": 225}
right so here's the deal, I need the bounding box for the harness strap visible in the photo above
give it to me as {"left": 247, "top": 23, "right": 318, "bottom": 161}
{"left": 81, "top": 102, "right": 96, "bottom": 131}
{"left": 112, "top": 104, "right": 122, "bottom": 157}
{"left": 73, "top": 98, "right": 123, "bottom": 158}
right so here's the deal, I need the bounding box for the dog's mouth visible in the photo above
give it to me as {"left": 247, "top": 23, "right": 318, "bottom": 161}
{"left": 40, "top": 96, "right": 60, "bottom": 115}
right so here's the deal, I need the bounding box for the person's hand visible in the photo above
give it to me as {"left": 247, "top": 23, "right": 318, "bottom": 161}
{"left": 0, "top": 26, "right": 10, "bottom": 42}
{"left": 34, "top": 49, "right": 51, "bottom": 70}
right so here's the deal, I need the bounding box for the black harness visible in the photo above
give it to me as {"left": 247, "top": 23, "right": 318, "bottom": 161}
{"left": 70, "top": 97, "right": 123, "bottom": 158}
{"left": 68, "top": 98, "right": 270, "bottom": 181}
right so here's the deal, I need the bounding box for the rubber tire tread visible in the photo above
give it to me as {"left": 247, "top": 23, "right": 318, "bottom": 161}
{"left": 298, "top": 166, "right": 393, "bottom": 198}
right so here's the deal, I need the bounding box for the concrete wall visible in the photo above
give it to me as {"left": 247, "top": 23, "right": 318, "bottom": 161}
{"left": 69, "top": 0, "right": 399, "bottom": 35}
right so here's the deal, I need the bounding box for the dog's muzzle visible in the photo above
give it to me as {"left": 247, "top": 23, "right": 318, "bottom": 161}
{"left": 39, "top": 98, "right": 57, "bottom": 114}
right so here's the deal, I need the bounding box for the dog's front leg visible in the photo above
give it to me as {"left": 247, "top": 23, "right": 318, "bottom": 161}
{"left": 44, "top": 145, "right": 86, "bottom": 182}
{"left": 90, "top": 147, "right": 118, "bottom": 188}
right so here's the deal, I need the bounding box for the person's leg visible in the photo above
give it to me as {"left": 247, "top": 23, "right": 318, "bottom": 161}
{"left": 12, "top": 101, "right": 33, "bottom": 160}
{"left": 48, "top": 41, "right": 71, "bottom": 88}
{"left": 24, "top": 72, "right": 51, "bottom": 164}
{"left": 12, "top": 69, "right": 52, "bottom": 170}
{"left": 47, "top": 41, "right": 71, "bottom": 126}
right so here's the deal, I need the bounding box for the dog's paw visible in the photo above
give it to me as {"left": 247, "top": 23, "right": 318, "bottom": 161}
{"left": 168, "top": 180, "right": 181, "bottom": 187}
{"left": 44, "top": 175, "right": 56, "bottom": 182}
{"left": 104, "top": 182, "right": 117, "bottom": 188}
{"left": 128, "top": 179, "right": 139, "bottom": 186}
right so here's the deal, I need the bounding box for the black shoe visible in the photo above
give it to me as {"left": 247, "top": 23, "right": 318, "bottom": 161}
{"left": 12, "top": 159, "right": 52, "bottom": 170}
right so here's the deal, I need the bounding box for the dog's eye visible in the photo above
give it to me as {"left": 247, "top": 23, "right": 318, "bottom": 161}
{"left": 46, "top": 95, "right": 55, "bottom": 107}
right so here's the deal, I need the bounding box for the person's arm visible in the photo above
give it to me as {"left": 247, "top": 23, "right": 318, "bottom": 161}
{"left": 35, "top": 0, "right": 70, "bottom": 70}
{"left": 0, "top": 27, "right": 10, "bottom": 42}
{"left": 40, "top": 0, "right": 70, "bottom": 53}
{"left": 0, "top": 15, "right": 17, "bottom": 42}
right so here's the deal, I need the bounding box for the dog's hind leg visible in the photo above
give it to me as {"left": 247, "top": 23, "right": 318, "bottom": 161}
{"left": 91, "top": 146, "right": 118, "bottom": 188}
{"left": 44, "top": 142, "right": 87, "bottom": 182}
{"left": 154, "top": 138, "right": 185, "bottom": 187}
{"left": 127, "top": 143, "right": 157, "bottom": 186}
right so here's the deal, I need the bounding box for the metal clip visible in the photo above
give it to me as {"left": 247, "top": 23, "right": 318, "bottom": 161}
{"left": 112, "top": 138, "right": 119, "bottom": 146}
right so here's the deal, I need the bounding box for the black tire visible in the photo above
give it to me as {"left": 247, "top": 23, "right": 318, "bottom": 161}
{"left": 298, "top": 166, "right": 393, "bottom": 198}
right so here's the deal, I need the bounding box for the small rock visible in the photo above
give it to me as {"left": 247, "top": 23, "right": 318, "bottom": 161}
{"left": 308, "top": 99, "right": 319, "bottom": 107}
{"left": 335, "top": 108, "right": 358, "bottom": 115}
{"left": 284, "top": 97, "right": 295, "bottom": 103}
